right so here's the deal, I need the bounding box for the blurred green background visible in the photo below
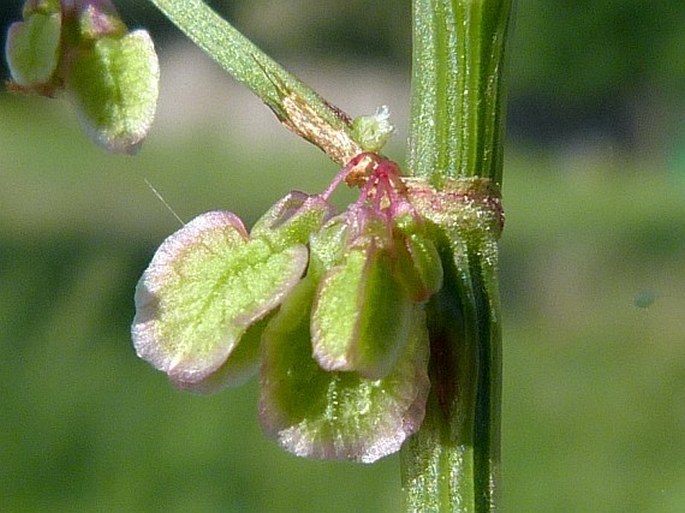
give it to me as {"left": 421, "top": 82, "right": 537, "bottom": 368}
{"left": 1, "top": 1, "right": 684, "bottom": 512}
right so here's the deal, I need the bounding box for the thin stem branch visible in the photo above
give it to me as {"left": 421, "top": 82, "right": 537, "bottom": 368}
{"left": 146, "top": 0, "right": 362, "bottom": 164}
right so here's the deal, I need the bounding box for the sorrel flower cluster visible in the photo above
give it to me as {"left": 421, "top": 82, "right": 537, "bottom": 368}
{"left": 132, "top": 152, "right": 503, "bottom": 463}
{"left": 5, "top": 0, "right": 159, "bottom": 153}
{"left": 5, "top": 0, "right": 505, "bottom": 465}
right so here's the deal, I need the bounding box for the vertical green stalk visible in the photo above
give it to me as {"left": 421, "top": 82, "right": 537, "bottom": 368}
{"left": 402, "top": 1, "right": 511, "bottom": 512}
{"left": 408, "top": 0, "right": 511, "bottom": 185}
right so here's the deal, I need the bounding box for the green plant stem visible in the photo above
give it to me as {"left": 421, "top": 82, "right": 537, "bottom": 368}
{"left": 402, "top": 236, "right": 502, "bottom": 513}
{"left": 408, "top": 0, "right": 512, "bottom": 185}
{"left": 401, "top": 1, "right": 511, "bottom": 512}
{"left": 146, "top": 0, "right": 358, "bottom": 163}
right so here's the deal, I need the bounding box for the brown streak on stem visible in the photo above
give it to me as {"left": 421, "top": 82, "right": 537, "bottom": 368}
{"left": 253, "top": 54, "right": 361, "bottom": 165}
{"left": 279, "top": 92, "right": 362, "bottom": 165}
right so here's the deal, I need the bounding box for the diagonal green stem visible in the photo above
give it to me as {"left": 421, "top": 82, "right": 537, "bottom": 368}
{"left": 146, "top": 0, "right": 361, "bottom": 163}
{"left": 146, "top": 0, "right": 335, "bottom": 123}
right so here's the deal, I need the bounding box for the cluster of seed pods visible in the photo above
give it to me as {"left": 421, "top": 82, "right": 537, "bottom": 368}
{"left": 5, "top": 0, "right": 159, "bottom": 153}
{"left": 132, "top": 153, "right": 445, "bottom": 462}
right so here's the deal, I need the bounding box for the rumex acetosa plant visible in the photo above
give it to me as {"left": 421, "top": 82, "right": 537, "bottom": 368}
{"left": 5, "top": 0, "right": 512, "bottom": 511}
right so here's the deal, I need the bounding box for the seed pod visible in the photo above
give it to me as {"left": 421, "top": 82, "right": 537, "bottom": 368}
{"left": 5, "top": 0, "right": 62, "bottom": 92}
{"left": 65, "top": 29, "right": 160, "bottom": 154}
{"left": 260, "top": 271, "right": 430, "bottom": 463}
{"left": 133, "top": 210, "right": 308, "bottom": 389}
{"left": 311, "top": 243, "right": 413, "bottom": 380}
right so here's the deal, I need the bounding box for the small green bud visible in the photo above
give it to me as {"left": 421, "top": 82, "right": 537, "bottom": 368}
{"left": 351, "top": 106, "right": 394, "bottom": 152}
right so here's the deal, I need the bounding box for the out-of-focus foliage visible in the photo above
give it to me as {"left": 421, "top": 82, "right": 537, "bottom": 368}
{"left": 507, "top": 0, "right": 685, "bottom": 149}
{"left": 510, "top": 0, "right": 685, "bottom": 100}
